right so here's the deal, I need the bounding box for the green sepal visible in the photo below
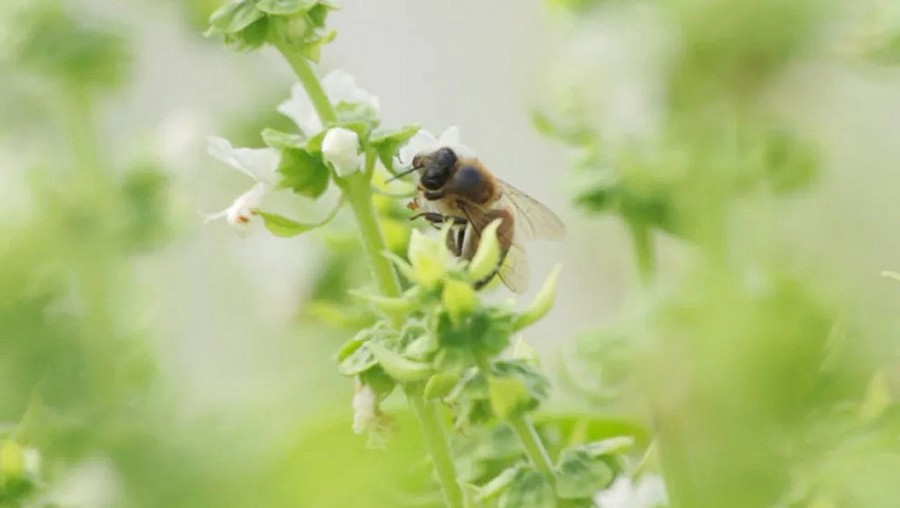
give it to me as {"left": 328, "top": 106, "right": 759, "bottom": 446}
{"left": 489, "top": 375, "right": 533, "bottom": 421}
{"left": 368, "top": 343, "right": 432, "bottom": 383}
{"left": 348, "top": 290, "right": 416, "bottom": 317}
{"left": 514, "top": 264, "right": 562, "bottom": 331}
{"left": 255, "top": 0, "right": 318, "bottom": 15}
{"left": 468, "top": 220, "right": 502, "bottom": 284}
{"left": 337, "top": 343, "right": 377, "bottom": 377}
{"left": 476, "top": 465, "right": 521, "bottom": 502}
{"left": 423, "top": 372, "right": 461, "bottom": 400}
{"left": 208, "top": 1, "right": 265, "bottom": 35}
{"left": 370, "top": 124, "right": 420, "bottom": 173}
{"left": 262, "top": 128, "right": 307, "bottom": 149}
{"left": 277, "top": 147, "right": 330, "bottom": 198}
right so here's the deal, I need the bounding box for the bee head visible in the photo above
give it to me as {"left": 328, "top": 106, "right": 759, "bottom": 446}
{"left": 419, "top": 147, "right": 458, "bottom": 190}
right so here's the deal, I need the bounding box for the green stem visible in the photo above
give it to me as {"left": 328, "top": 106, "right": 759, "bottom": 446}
{"left": 280, "top": 48, "right": 464, "bottom": 507}
{"left": 410, "top": 391, "right": 465, "bottom": 508}
{"left": 344, "top": 174, "right": 401, "bottom": 298}
{"left": 275, "top": 43, "right": 338, "bottom": 125}
{"left": 629, "top": 222, "right": 655, "bottom": 285}
{"left": 509, "top": 414, "right": 555, "bottom": 476}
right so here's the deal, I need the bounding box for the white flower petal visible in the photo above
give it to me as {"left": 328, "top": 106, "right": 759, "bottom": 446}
{"left": 397, "top": 126, "right": 475, "bottom": 167}
{"left": 323, "top": 69, "right": 380, "bottom": 113}
{"left": 231, "top": 147, "right": 281, "bottom": 185}
{"left": 277, "top": 83, "right": 323, "bottom": 136}
{"left": 205, "top": 183, "right": 267, "bottom": 234}
{"left": 352, "top": 384, "right": 378, "bottom": 434}
{"left": 322, "top": 127, "right": 362, "bottom": 177}
{"left": 397, "top": 129, "right": 439, "bottom": 167}
{"left": 208, "top": 136, "right": 280, "bottom": 185}
{"left": 595, "top": 475, "right": 668, "bottom": 508}
{"left": 207, "top": 136, "right": 255, "bottom": 179}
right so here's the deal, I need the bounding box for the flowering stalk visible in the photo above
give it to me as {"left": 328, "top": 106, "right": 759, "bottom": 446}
{"left": 275, "top": 39, "right": 463, "bottom": 508}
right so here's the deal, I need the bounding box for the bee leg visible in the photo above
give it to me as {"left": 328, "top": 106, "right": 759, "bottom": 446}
{"left": 423, "top": 189, "right": 445, "bottom": 201}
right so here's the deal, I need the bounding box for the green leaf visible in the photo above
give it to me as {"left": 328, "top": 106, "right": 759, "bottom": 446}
{"left": 255, "top": 0, "right": 318, "bottom": 15}
{"left": 555, "top": 446, "right": 616, "bottom": 499}
{"left": 368, "top": 343, "right": 432, "bottom": 383}
{"left": 257, "top": 211, "right": 321, "bottom": 237}
{"left": 277, "top": 147, "right": 330, "bottom": 198}
{"left": 208, "top": 1, "right": 265, "bottom": 34}
{"left": 262, "top": 128, "right": 307, "bottom": 149}
{"left": 424, "top": 372, "right": 461, "bottom": 400}
{"left": 499, "top": 469, "right": 555, "bottom": 508}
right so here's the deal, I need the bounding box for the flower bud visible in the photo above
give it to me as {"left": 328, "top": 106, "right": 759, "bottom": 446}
{"left": 322, "top": 127, "right": 362, "bottom": 177}
{"left": 514, "top": 264, "right": 562, "bottom": 331}
{"left": 468, "top": 219, "right": 502, "bottom": 284}
{"left": 442, "top": 278, "right": 477, "bottom": 325}
{"left": 408, "top": 230, "right": 447, "bottom": 289}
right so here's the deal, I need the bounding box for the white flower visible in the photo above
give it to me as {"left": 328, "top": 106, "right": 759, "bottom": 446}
{"left": 352, "top": 382, "right": 393, "bottom": 448}
{"left": 322, "top": 127, "right": 362, "bottom": 177}
{"left": 278, "top": 69, "right": 380, "bottom": 136}
{"left": 595, "top": 475, "right": 668, "bottom": 508}
{"left": 397, "top": 126, "right": 474, "bottom": 168}
{"left": 352, "top": 383, "right": 378, "bottom": 435}
{"left": 205, "top": 136, "right": 280, "bottom": 234}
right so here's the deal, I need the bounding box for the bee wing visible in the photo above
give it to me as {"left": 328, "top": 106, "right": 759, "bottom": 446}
{"left": 498, "top": 241, "right": 530, "bottom": 294}
{"left": 497, "top": 179, "right": 566, "bottom": 241}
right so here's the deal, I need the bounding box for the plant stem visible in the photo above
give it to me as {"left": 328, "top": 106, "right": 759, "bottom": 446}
{"left": 276, "top": 43, "right": 338, "bottom": 125}
{"left": 279, "top": 47, "right": 464, "bottom": 507}
{"left": 629, "top": 222, "right": 656, "bottom": 284}
{"left": 343, "top": 174, "right": 401, "bottom": 298}
{"left": 410, "top": 392, "right": 465, "bottom": 508}
{"left": 509, "top": 414, "right": 555, "bottom": 476}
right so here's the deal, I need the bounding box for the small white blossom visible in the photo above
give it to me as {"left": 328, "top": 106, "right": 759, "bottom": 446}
{"left": 352, "top": 383, "right": 378, "bottom": 435}
{"left": 352, "top": 382, "right": 393, "bottom": 448}
{"left": 205, "top": 136, "right": 280, "bottom": 234}
{"left": 595, "top": 475, "right": 668, "bottom": 508}
{"left": 278, "top": 69, "right": 380, "bottom": 136}
{"left": 204, "top": 183, "right": 266, "bottom": 233}
{"left": 397, "top": 126, "right": 474, "bottom": 168}
{"left": 322, "top": 127, "right": 362, "bottom": 177}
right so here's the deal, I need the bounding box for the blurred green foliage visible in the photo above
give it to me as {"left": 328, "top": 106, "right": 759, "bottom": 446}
{"left": 540, "top": 0, "right": 900, "bottom": 506}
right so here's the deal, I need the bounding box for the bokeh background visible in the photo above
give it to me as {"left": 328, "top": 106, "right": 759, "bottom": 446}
{"left": 2, "top": 0, "right": 900, "bottom": 506}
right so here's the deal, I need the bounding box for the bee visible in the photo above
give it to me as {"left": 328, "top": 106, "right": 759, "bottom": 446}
{"left": 395, "top": 146, "right": 565, "bottom": 293}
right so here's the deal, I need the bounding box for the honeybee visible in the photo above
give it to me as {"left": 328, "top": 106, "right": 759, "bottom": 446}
{"left": 396, "top": 146, "right": 565, "bottom": 293}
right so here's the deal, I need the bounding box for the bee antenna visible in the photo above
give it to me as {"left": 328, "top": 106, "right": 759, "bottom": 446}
{"left": 387, "top": 167, "right": 418, "bottom": 183}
